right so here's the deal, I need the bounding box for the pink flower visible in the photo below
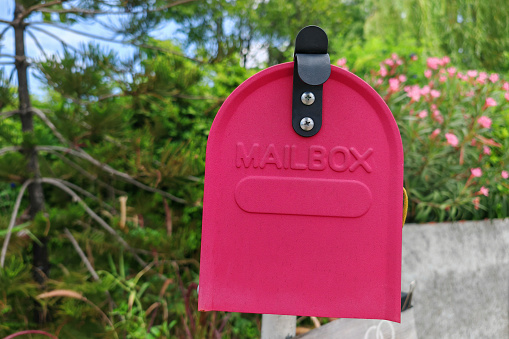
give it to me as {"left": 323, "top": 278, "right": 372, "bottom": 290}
{"left": 485, "top": 97, "right": 497, "bottom": 108}
{"left": 380, "top": 66, "right": 388, "bottom": 77}
{"left": 473, "top": 197, "right": 480, "bottom": 210}
{"left": 389, "top": 78, "right": 400, "bottom": 92}
{"left": 385, "top": 59, "right": 395, "bottom": 67}
{"left": 336, "top": 58, "right": 347, "bottom": 67}
{"left": 391, "top": 53, "right": 399, "bottom": 60}
{"left": 503, "top": 82, "right": 509, "bottom": 91}
{"left": 445, "top": 133, "right": 459, "bottom": 147}
{"left": 477, "top": 116, "right": 492, "bottom": 128}
{"left": 478, "top": 72, "right": 488, "bottom": 81}
{"left": 424, "top": 69, "right": 432, "bottom": 78}
{"left": 471, "top": 168, "right": 482, "bottom": 177}
{"left": 466, "top": 90, "right": 475, "bottom": 97}
{"left": 439, "top": 75, "right": 447, "bottom": 83}
{"left": 502, "top": 171, "right": 509, "bottom": 179}
{"left": 420, "top": 85, "right": 430, "bottom": 95}
{"left": 406, "top": 85, "right": 421, "bottom": 102}
{"left": 483, "top": 146, "right": 491, "bottom": 155}
{"left": 489, "top": 73, "right": 499, "bottom": 83}
{"left": 398, "top": 74, "right": 407, "bottom": 82}
{"left": 411, "top": 54, "right": 418, "bottom": 61}
{"left": 431, "top": 128, "right": 440, "bottom": 138}
{"left": 442, "top": 56, "right": 451, "bottom": 64}
{"left": 467, "top": 70, "right": 478, "bottom": 78}
{"left": 432, "top": 110, "right": 444, "bottom": 124}
{"left": 447, "top": 67, "right": 456, "bottom": 76}
{"left": 430, "top": 89, "right": 441, "bottom": 98}
{"left": 375, "top": 78, "right": 383, "bottom": 85}
{"left": 505, "top": 92, "right": 509, "bottom": 101}
{"left": 426, "top": 57, "right": 441, "bottom": 70}
{"left": 478, "top": 186, "right": 489, "bottom": 197}
{"left": 418, "top": 110, "right": 428, "bottom": 118}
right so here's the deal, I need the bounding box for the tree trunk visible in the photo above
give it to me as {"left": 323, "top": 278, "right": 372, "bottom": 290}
{"left": 13, "top": 1, "right": 49, "bottom": 311}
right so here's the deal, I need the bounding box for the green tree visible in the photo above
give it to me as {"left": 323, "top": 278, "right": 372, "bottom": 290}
{"left": 172, "top": 0, "right": 367, "bottom": 66}
{"left": 364, "top": 0, "right": 509, "bottom": 71}
{"left": 0, "top": 0, "right": 235, "bottom": 336}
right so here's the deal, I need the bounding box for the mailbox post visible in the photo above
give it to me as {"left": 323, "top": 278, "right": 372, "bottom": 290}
{"left": 261, "top": 314, "right": 296, "bottom": 339}
{"left": 199, "top": 25, "right": 404, "bottom": 333}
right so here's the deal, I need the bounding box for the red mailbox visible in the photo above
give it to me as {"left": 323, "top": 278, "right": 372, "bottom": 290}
{"left": 199, "top": 27, "right": 403, "bottom": 322}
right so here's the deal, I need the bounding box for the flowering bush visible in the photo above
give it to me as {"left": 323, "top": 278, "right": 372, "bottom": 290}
{"left": 338, "top": 55, "right": 509, "bottom": 222}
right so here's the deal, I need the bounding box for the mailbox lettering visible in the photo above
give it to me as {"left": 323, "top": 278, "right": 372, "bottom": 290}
{"left": 236, "top": 142, "right": 260, "bottom": 168}
{"left": 236, "top": 142, "right": 373, "bottom": 173}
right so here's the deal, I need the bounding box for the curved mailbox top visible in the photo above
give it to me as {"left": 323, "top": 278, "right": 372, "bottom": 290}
{"left": 199, "top": 62, "right": 404, "bottom": 322}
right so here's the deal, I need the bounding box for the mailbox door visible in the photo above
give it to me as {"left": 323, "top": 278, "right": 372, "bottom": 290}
{"left": 199, "top": 62, "right": 403, "bottom": 322}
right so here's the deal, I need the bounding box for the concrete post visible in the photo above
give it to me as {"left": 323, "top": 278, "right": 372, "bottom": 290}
{"left": 261, "top": 314, "right": 297, "bottom": 339}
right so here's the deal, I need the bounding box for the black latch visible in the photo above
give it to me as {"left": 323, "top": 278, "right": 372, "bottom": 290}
{"left": 292, "top": 26, "right": 331, "bottom": 137}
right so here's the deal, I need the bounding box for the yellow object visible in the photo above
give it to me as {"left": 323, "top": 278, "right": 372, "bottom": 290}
{"left": 402, "top": 188, "right": 408, "bottom": 227}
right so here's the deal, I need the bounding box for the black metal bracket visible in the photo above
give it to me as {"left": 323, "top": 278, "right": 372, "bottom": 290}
{"left": 292, "top": 26, "right": 331, "bottom": 137}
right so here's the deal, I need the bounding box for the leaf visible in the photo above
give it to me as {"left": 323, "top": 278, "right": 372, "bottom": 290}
{"left": 37, "top": 289, "right": 85, "bottom": 301}
{"left": 0, "top": 222, "right": 30, "bottom": 236}
{"left": 476, "top": 135, "right": 502, "bottom": 147}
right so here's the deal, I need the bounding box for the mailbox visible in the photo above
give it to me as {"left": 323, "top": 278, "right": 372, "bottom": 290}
{"left": 199, "top": 26, "right": 404, "bottom": 322}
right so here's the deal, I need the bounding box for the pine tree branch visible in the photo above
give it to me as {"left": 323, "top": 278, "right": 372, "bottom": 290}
{"left": 64, "top": 228, "right": 100, "bottom": 281}
{"left": 173, "top": 93, "right": 223, "bottom": 100}
{"left": 8, "top": 67, "right": 16, "bottom": 82}
{"left": 64, "top": 226, "right": 116, "bottom": 310}
{"left": 26, "top": 29, "right": 49, "bottom": 59}
{"left": 35, "top": 0, "right": 197, "bottom": 15}
{"left": 38, "top": 146, "right": 187, "bottom": 204}
{"left": 50, "top": 152, "right": 127, "bottom": 196}
{"left": 0, "top": 54, "right": 16, "bottom": 59}
{"left": 0, "top": 25, "right": 10, "bottom": 41}
{"left": 31, "top": 108, "right": 187, "bottom": 203}
{"left": 0, "top": 146, "right": 22, "bottom": 156}
{"left": 28, "top": 22, "right": 203, "bottom": 63}
{"left": 95, "top": 92, "right": 127, "bottom": 102}
{"left": 29, "top": 22, "right": 129, "bottom": 44}
{"left": 0, "top": 19, "right": 13, "bottom": 25}
{"left": 40, "top": 178, "right": 146, "bottom": 266}
{"left": 1, "top": 110, "right": 20, "bottom": 120}
{"left": 1, "top": 180, "right": 32, "bottom": 268}
{"left": 30, "top": 107, "right": 69, "bottom": 146}
{"left": 56, "top": 179, "right": 117, "bottom": 214}
{"left": 0, "top": 62, "right": 14, "bottom": 65}
{"left": 28, "top": 26, "right": 78, "bottom": 52}
{"left": 22, "top": 0, "right": 65, "bottom": 20}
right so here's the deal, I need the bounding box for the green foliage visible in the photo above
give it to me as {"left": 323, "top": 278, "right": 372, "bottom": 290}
{"left": 36, "top": 44, "right": 119, "bottom": 100}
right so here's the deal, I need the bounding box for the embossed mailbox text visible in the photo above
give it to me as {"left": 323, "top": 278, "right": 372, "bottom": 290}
{"left": 236, "top": 142, "right": 373, "bottom": 173}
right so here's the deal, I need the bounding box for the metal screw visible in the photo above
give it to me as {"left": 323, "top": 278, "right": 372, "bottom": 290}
{"left": 301, "top": 92, "right": 315, "bottom": 105}
{"left": 300, "top": 117, "right": 314, "bottom": 131}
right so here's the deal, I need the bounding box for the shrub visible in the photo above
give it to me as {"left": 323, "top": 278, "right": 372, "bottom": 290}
{"left": 338, "top": 54, "right": 509, "bottom": 222}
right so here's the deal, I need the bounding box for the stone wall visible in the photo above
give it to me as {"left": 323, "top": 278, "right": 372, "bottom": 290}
{"left": 401, "top": 219, "right": 509, "bottom": 338}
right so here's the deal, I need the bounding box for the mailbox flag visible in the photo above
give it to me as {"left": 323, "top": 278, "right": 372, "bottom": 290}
{"left": 199, "top": 62, "right": 404, "bottom": 322}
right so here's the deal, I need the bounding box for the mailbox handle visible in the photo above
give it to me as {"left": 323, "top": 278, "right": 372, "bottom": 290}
{"left": 292, "top": 26, "right": 331, "bottom": 137}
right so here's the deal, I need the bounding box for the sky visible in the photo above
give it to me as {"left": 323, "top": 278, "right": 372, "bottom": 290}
{"left": 0, "top": 1, "right": 181, "bottom": 99}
